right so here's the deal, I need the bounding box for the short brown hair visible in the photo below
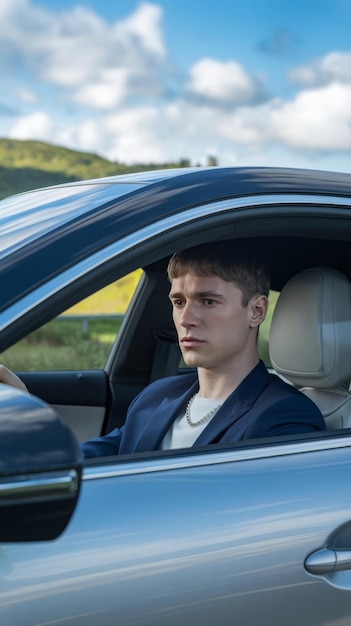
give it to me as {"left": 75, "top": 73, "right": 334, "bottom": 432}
{"left": 167, "top": 240, "right": 270, "bottom": 306}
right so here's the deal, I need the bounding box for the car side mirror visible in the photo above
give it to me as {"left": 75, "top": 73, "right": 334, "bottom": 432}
{"left": 0, "top": 384, "right": 83, "bottom": 542}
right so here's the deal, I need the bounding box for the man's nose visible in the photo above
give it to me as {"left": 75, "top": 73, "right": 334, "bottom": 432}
{"left": 179, "top": 302, "right": 197, "bottom": 327}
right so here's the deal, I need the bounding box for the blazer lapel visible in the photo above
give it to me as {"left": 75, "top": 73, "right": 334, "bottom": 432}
{"left": 194, "top": 361, "right": 271, "bottom": 446}
{"left": 134, "top": 380, "right": 199, "bottom": 452}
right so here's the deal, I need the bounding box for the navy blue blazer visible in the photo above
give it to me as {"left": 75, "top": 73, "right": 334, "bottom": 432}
{"left": 82, "top": 360, "right": 326, "bottom": 458}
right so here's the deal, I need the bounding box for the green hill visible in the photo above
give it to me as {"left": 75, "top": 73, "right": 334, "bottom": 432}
{"left": 0, "top": 138, "right": 191, "bottom": 199}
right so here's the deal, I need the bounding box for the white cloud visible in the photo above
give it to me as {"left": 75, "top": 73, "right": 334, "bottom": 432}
{"left": 0, "top": 0, "right": 167, "bottom": 107}
{"left": 186, "top": 58, "right": 262, "bottom": 105}
{"left": 120, "top": 1, "right": 165, "bottom": 59}
{"left": 74, "top": 68, "right": 130, "bottom": 109}
{"left": 4, "top": 102, "right": 351, "bottom": 176}
{"left": 2, "top": 1, "right": 351, "bottom": 172}
{"left": 270, "top": 83, "right": 351, "bottom": 150}
{"left": 9, "top": 111, "right": 53, "bottom": 139}
{"left": 8, "top": 80, "right": 351, "bottom": 167}
{"left": 289, "top": 51, "right": 351, "bottom": 87}
{"left": 104, "top": 108, "right": 165, "bottom": 163}
{"left": 192, "top": 82, "right": 351, "bottom": 153}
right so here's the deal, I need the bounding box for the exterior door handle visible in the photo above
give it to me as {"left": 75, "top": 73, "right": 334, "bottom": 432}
{"left": 305, "top": 547, "right": 351, "bottom": 575}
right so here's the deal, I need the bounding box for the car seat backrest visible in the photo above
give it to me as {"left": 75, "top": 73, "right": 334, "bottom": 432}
{"left": 269, "top": 266, "right": 351, "bottom": 430}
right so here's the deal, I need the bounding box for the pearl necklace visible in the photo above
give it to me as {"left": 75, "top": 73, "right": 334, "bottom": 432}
{"left": 185, "top": 393, "right": 222, "bottom": 428}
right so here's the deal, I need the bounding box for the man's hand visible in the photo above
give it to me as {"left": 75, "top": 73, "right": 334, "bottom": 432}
{"left": 0, "top": 365, "right": 29, "bottom": 393}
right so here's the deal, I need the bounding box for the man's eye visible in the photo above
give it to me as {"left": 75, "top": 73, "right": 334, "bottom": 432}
{"left": 204, "top": 299, "right": 216, "bottom": 305}
{"left": 173, "top": 299, "right": 184, "bottom": 307}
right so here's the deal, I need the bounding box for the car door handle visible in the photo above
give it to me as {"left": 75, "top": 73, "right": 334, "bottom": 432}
{"left": 305, "top": 547, "right": 351, "bottom": 574}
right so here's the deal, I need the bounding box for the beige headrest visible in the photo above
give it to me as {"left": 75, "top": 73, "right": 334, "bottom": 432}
{"left": 269, "top": 267, "right": 351, "bottom": 388}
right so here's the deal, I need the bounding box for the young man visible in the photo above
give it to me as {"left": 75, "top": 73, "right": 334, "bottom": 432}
{"left": 81, "top": 241, "right": 325, "bottom": 456}
{"left": 0, "top": 241, "right": 325, "bottom": 457}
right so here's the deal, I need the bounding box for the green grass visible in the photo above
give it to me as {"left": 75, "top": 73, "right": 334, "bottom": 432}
{"left": 1, "top": 318, "right": 123, "bottom": 371}
{"left": 0, "top": 270, "right": 141, "bottom": 371}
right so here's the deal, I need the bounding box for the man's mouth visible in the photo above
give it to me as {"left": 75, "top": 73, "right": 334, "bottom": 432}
{"left": 181, "top": 337, "right": 204, "bottom": 347}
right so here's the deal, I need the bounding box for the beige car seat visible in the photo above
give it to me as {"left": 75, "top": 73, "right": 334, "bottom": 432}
{"left": 269, "top": 266, "right": 351, "bottom": 430}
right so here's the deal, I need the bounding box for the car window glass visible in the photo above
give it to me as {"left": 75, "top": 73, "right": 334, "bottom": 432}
{"left": 0, "top": 269, "right": 143, "bottom": 372}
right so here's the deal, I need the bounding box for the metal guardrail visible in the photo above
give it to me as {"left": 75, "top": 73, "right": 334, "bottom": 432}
{"left": 58, "top": 314, "right": 124, "bottom": 335}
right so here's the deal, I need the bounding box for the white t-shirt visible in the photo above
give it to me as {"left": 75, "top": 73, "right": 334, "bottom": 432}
{"left": 160, "top": 393, "right": 223, "bottom": 450}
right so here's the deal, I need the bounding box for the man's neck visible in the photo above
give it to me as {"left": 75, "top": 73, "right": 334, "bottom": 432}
{"left": 197, "top": 356, "right": 260, "bottom": 401}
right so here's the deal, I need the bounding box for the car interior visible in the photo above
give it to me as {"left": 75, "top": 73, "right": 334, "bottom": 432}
{"left": 270, "top": 266, "right": 351, "bottom": 430}
{"left": 96, "top": 233, "right": 351, "bottom": 441}
{"left": 7, "top": 231, "right": 351, "bottom": 448}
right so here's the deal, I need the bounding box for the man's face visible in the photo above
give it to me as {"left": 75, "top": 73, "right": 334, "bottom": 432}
{"left": 169, "top": 272, "right": 263, "bottom": 372}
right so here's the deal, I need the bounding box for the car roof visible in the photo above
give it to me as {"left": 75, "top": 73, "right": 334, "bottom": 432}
{"left": 2, "top": 165, "right": 351, "bottom": 320}
{"left": 2, "top": 165, "right": 351, "bottom": 260}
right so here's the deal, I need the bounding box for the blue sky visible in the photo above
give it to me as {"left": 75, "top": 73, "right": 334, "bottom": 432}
{"left": 2, "top": 0, "right": 351, "bottom": 171}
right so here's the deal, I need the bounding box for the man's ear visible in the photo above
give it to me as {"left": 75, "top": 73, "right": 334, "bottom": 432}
{"left": 249, "top": 295, "right": 269, "bottom": 328}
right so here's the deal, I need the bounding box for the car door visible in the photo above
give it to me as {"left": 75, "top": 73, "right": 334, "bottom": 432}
{"left": 0, "top": 269, "right": 151, "bottom": 444}
{"left": 1, "top": 433, "right": 351, "bottom": 626}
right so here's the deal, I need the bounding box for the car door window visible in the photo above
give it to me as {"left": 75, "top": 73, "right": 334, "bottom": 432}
{"left": 0, "top": 269, "right": 143, "bottom": 371}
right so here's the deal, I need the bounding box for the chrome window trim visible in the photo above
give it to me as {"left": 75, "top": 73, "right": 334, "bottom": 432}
{"left": 1, "top": 192, "right": 350, "bottom": 331}
{"left": 83, "top": 433, "right": 351, "bottom": 480}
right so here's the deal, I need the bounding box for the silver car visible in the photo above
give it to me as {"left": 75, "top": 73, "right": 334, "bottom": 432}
{"left": 1, "top": 166, "right": 351, "bottom": 625}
